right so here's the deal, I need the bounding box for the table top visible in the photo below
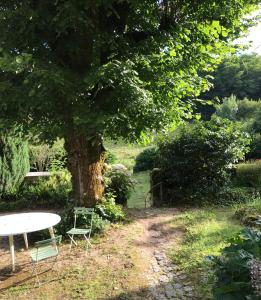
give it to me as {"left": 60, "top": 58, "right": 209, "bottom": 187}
{"left": 0, "top": 212, "right": 61, "bottom": 236}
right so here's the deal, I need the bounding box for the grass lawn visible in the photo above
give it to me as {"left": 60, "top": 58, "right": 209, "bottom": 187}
{"left": 169, "top": 206, "right": 244, "bottom": 298}
{"left": 105, "top": 140, "right": 150, "bottom": 208}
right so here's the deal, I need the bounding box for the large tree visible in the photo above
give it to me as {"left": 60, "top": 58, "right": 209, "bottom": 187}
{"left": 0, "top": 1, "right": 260, "bottom": 207}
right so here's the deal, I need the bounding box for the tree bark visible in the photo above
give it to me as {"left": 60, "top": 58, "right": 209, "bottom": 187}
{"left": 64, "top": 129, "right": 106, "bottom": 207}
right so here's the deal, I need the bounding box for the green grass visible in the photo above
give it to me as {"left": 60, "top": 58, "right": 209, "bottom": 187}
{"left": 171, "top": 208, "right": 242, "bottom": 269}
{"left": 129, "top": 171, "right": 150, "bottom": 208}
{"left": 105, "top": 140, "right": 150, "bottom": 208}
{"left": 105, "top": 140, "right": 147, "bottom": 170}
{"left": 234, "top": 197, "right": 261, "bottom": 225}
{"left": 170, "top": 207, "right": 244, "bottom": 298}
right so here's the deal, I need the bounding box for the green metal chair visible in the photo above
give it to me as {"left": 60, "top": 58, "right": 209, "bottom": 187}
{"left": 67, "top": 207, "right": 94, "bottom": 251}
{"left": 29, "top": 235, "right": 62, "bottom": 286}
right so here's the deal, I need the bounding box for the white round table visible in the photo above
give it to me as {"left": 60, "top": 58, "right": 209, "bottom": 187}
{"left": 0, "top": 212, "right": 61, "bottom": 271}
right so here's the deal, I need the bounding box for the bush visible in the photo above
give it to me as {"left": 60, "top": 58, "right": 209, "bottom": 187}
{"left": 155, "top": 117, "right": 251, "bottom": 204}
{"left": 215, "top": 95, "right": 238, "bottom": 121}
{"left": 105, "top": 151, "right": 117, "bottom": 164}
{"left": 213, "top": 187, "right": 258, "bottom": 206}
{"left": 105, "top": 166, "right": 134, "bottom": 206}
{"left": 96, "top": 193, "right": 126, "bottom": 222}
{"left": 133, "top": 147, "right": 158, "bottom": 172}
{"left": 211, "top": 228, "right": 261, "bottom": 299}
{"left": 0, "top": 130, "right": 30, "bottom": 195}
{"left": 29, "top": 138, "right": 67, "bottom": 172}
{"left": 0, "top": 171, "right": 71, "bottom": 211}
{"left": 234, "top": 198, "right": 261, "bottom": 226}
{"left": 237, "top": 99, "right": 261, "bottom": 120}
{"left": 246, "top": 134, "right": 261, "bottom": 160}
{"left": 235, "top": 160, "right": 261, "bottom": 188}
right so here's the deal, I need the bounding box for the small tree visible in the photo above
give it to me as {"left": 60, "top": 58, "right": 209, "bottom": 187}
{"left": 0, "top": 131, "right": 30, "bottom": 195}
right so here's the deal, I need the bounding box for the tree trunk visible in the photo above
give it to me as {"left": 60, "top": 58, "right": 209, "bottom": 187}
{"left": 64, "top": 129, "right": 106, "bottom": 207}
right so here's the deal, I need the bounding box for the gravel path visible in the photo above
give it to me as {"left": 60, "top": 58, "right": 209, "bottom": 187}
{"left": 131, "top": 208, "right": 196, "bottom": 300}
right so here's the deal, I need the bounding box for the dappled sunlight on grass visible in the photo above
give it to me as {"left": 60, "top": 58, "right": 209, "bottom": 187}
{"left": 169, "top": 208, "right": 244, "bottom": 298}
{"left": 171, "top": 209, "right": 242, "bottom": 269}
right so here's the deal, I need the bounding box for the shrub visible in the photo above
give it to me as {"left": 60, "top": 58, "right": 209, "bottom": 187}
{"left": 235, "top": 160, "right": 261, "bottom": 188}
{"left": 155, "top": 117, "right": 250, "bottom": 204}
{"left": 234, "top": 198, "right": 261, "bottom": 226}
{"left": 105, "top": 151, "right": 117, "bottom": 164}
{"left": 0, "top": 171, "right": 71, "bottom": 210}
{"left": 215, "top": 95, "right": 238, "bottom": 121}
{"left": 213, "top": 187, "right": 259, "bottom": 206}
{"left": 96, "top": 193, "right": 125, "bottom": 222}
{"left": 29, "top": 138, "right": 67, "bottom": 172}
{"left": 237, "top": 99, "right": 261, "bottom": 120}
{"left": 211, "top": 228, "right": 261, "bottom": 299}
{"left": 133, "top": 147, "right": 158, "bottom": 172}
{"left": 246, "top": 134, "right": 261, "bottom": 160}
{"left": 0, "top": 130, "right": 30, "bottom": 195}
{"left": 105, "top": 166, "right": 134, "bottom": 206}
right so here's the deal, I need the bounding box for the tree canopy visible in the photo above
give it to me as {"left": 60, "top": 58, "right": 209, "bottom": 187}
{"left": 203, "top": 54, "right": 261, "bottom": 100}
{"left": 0, "top": 0, "right": 260, "bottom": 206}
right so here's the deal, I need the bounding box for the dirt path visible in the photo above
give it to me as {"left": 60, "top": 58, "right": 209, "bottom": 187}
{"left": 0, "top": 208, "right": 195, "bottom": 300}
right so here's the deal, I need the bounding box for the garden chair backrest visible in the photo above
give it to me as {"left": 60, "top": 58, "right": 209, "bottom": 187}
{"left": 34, "top": 235, "right": 62, "bottom": 262}
{"left": 73, "top": 207, "right": 94, "bottom": 231}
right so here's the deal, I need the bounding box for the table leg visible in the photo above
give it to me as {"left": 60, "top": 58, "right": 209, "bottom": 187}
{"left": 48, "top": 227, "right": 57, "bottom": 251}
{"left": 9, "top": 235, "right": 15, "bottom": 272}
{"left": 48, "top": 227, "right": 55, "bottom": 239}
{"left": 23, "top": 233, "right": 29, "bottom": 250}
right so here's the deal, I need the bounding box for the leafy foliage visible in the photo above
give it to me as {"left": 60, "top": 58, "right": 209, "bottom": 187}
{"left": 29, "top": 139, "right": 67, "bottom": 171}
{"left": 0, "top": 1, "right": 259, "bottom": 205}
{"left": 214, "top": 187, "right": 259, "bottom": 206}
{"left": 0, "top": 1, "right": 259, "bottom": 142}
{"left": 203, "top": 54, "right": 261, "bottom": 100}
{"left": 234, "top": 198, "right": 261, "bottom": 226}
{"left": 212, "top": 229, "right": 261, "bottom": 299}
{"left": 213, "top": 97, "right": 261, "bottom": 159}
{"left": 215, "top": 95, "right": 238, "bottom": 121}
{"left": 133, "top": 147, "right": 158, "bottom": 172}
{"left": 0, "top": 171, "right": 71, "bottom": 210}
{"left": 105, "top": 151, "right": 117, "bottom": 165}
{"left": 105, "top": 166, "right": 134, "bottom": 206}
{"left": 96, "top": 193, "right": 126, "bottom": 222}
{"left": 155, "top": 117, "right": 250, "bottom": 203}
{"left": 0, "top": 130, "right": 30, "bottom": 195}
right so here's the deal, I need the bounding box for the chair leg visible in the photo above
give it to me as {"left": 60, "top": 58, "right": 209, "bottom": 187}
{"left": 84, "top": 235, "right": 92, "bottom": 250}
{"left": 31, "top": 256, "right": 59, "bottom": 287}
{"left": 68, "top": 234, "right": 77, "bottom": 252}
{"left": 31, "top": 262, "right": 40, "bottom": 287}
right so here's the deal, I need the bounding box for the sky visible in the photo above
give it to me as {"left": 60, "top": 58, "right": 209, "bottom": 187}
{"left": 238, "top": 7, "right": 261, "bottom": 54}
{"left": 243, "top": 22, "right": 261, "bottom": 54}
